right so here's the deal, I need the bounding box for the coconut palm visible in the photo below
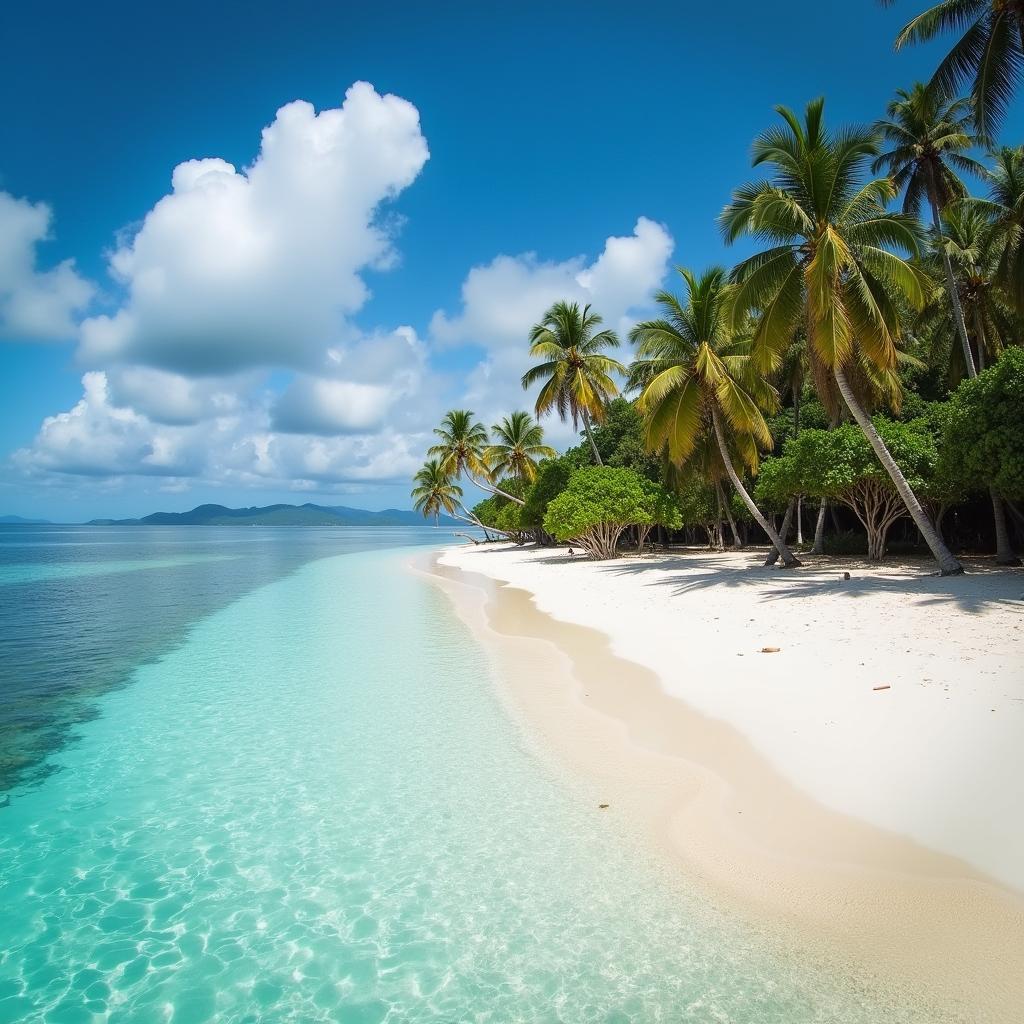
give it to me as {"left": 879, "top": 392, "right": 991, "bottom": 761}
{"left": 873, "top": 83, "right": 986, "bottom": 375}
{"left": 428, "top": 409, "right": 524, "bottom": 505}
{"left": 484, "top": 411, "right": 556, "bottom": 483}
{"left": 629, "top": 266, "right": 802, "bottom": 567}
{"left": 412, "top": 460, "right": 463, "bottom": 525}
{"left": 888, "top": 0, "right": 1024, "bottom": 140}
{"left": 521, "top": 301, "right": 626, "bottom": 465}
{"left": 721, "top": 97, "right": 963, "bottom": 574}
{"left": 971, "top": 145, "right": 1024, "bottom": 313}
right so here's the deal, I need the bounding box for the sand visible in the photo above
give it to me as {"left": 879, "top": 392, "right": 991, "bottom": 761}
{"left": 419, "top": 542, "right": 1024, "bottom": 1023}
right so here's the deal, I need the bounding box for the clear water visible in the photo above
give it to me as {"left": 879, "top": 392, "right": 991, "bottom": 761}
{"left": 0, "top": 528, "right": 941, "bottom": 1022}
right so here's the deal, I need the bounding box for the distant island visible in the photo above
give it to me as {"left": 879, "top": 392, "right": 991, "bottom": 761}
{"left": 0, "top": 515, "right": 52, "bottom": 525}
{"left": 86, "top": 503, "right": 451, "bottom": 527}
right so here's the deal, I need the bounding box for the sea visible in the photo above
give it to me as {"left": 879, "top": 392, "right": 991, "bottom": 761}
{"left": 0, "top": 525, "right": 938, "bottom": 1023}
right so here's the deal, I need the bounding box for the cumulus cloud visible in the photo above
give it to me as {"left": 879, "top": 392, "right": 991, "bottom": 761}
{"left": 430, "top": 217, "right": 674, "bottom": 443}
{"left": 430, "top": 217, "right": 673, "bottom": 352}
{"left": 0, "top": 192, "right": 94, "bottom": 340}
{"left": 14, "top": 372, "right": 429, "bottom": 488}
{"left": 13, "top": 372, "right": 206, "bottom": 477}
{"left": 105, "top": 366, "right": 258, "bottom": 425}
{"left": 79, "top": 82, "right": 429, "bottom": 374}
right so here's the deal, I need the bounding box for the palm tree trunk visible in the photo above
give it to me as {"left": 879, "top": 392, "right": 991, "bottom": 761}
{"left": 711, "top": 406, "right": 800, "bottom": 567}
{"left": 927, "top": 176, "right": 976, "bottom": 378}
{"left": 716, "top": 479, "right": 742, "bottom": 547}
{"left": 834, "top": 365, "right": 963, "bottom": 575}
{"left": 991, "top": 492, "right": 1021, "bottom": 566}
{"left": 764, "top": 498, "right": 796, "bottom": 566}
{"left": 581, "top": 408, "right": 603, "bottom": 465}
{"left": 468, "top": 471, "right": 525, "bottom": 506}
{"left": 812, "top": 496, "right": 827, "bottom": 555}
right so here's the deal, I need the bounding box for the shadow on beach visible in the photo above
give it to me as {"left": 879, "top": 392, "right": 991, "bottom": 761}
{"left": 453, "top": 540, "right": 1024, "bottom": 614}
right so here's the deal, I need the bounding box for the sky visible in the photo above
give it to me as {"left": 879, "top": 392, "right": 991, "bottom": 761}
{"left": 1, "top": 0, "right": 1021, "bottom": 522}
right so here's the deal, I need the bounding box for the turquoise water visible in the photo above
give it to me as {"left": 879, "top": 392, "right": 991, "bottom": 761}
{"left": 0, "top": 535, "right": 940, "bottom": 1022}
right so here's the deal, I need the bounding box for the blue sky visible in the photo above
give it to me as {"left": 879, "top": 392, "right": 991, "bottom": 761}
{"left": 1, "top": 0, "right": 1020, "bottom": 521}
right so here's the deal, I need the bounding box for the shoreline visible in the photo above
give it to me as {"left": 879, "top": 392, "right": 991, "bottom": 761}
{"left": 417, "top": 542, "right": 1024, "bottom": 1023}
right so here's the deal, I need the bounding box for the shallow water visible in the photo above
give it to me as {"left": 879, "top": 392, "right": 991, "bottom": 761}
{"left": 0, "top": 532, "right": 941, "bottom": 1022}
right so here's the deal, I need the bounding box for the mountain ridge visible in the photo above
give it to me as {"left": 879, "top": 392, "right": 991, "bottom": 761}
{"left": 85, "top": 502, "right": 447, "bottom": 527}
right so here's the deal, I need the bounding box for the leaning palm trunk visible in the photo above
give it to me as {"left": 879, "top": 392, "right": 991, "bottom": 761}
{"left": 710, "top": 407, "right": 801, "bottom": 567}
{"left": 581, "top": 409, "right": 603, "bottom": 466}
{"left": 764, "top": 498, "right": 796, "bottom": 567}
{"left": 467, "top": 471, "right": 525, "bottom": 506}
{"left": 834, "top": 366, "right": 963, "bottom": 575}
{"left": 927, "top": 170, "right": 975, "bottom": 378}
{"left": 812, "top": 497, "right": 828, "bottom": 555}
{"left": 716, "top": 480, "right": 743, "bottom": 548}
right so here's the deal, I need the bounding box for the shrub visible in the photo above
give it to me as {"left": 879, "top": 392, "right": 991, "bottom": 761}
{"left": 543, "top": 467, "right": 682, "bottom": 559}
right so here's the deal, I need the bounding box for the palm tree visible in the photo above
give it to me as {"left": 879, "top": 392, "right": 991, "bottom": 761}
{"left": 412, "top": 460, "right": 463, "bottom": 525}
{"left": 521, "top": 301, "right": 626, "bottom": 465}
{"left": 485, "top": 411, "right": 556, "bottom": 483}
{"left": 721, "top": 97, "right": 963, "bottom": 574}
{"left": 873, "top": 83, "right": 986, "bottom": 375}
{"left": 888, "top": 0, "right": 1024, "bottom": 140}
{"left": 971, "top": 145, "right": 1024, "bottom": 313}
{"left": 928, "top": 202, "right": 1021, "bottom": 563}
{"left": 428, "top": 409, "right": 524, "bottom": 505}
{"left": 629, "top": 266, "right": 802, "bottom": 567}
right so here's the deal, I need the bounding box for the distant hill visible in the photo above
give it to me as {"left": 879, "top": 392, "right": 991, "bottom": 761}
{"left": 86, "top": 502, "right": 450, "bottom": 527}
{"left": 0, "top": 515, "right": 52, "bottom": 524}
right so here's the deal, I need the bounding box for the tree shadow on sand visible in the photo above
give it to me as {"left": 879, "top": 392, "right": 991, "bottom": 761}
{"left": 593, "top": 549, "right": 1023, "bottom": 615}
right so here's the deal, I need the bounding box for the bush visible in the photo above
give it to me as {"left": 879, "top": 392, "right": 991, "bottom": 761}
{"left": 543, "top": 466, "right": 682, "bottom": 559}
{"left": 938, "top": 347, "right": 1024, "bottom": 500}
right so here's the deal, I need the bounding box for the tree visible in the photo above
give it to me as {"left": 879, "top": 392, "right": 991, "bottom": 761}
{"left": 972, "top": 145, "right": 1024, "bottom": 314}
{"left": 939, "top": 347, "right": 1024, "bottom": 562}
{"left": 888, "top": 0, "right": 1024, "bottom": 140}
{"left": 484, "top": 411, "right": 556, "bottom": 483}
{"left": 543, "top": 466, "right": 682, "bottom": 559}
{"left": 629, "top": 266, "right": 802, "bottom": 567}
{"left": 428, "top": 409, "right": 524, "bottom": 505}
{"left": 473, "top": 478, "right": 531, "bottom": 543}
{"left": 521, "top": 301, "right": 626, "bottom": 465}
{"left": 723, "top": 97, "right": 964, "bottom": 574}
{"left": 411, "top": 459, "right": 463, "bottom": 525}
{"left": 873, "top": 83, "right": 985, "bottom": 376}
{"left": 771, "top": 420, "right": 941, "bottom": 560}
{"left": 520, "top": 457, "right": 575, "bottom": 532}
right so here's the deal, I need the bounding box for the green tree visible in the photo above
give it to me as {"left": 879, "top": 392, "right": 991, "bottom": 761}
{"left": 521, "top": 301, "right": 626, "bottom": 465}
{"left": 519, "top": 457, "right": 575, "bottom": 532}
{"left": 722, "top": 97, "right": 963, "bottom": 574}
{"left": 411, "top": 459, "right": 463, "bottom": 525}
{"left": 939, "top": 347, "right": 1024, "bottom": 562}
{"left": 543, "top": 466, "right": 682, "bottom": 559}
{"left": 873, "top": 83, "right": 985, "bottom": 376}
{"left": 773, "top": 420, "right": 941, "bottom": 560}
{"left": 888, "top": 0, "right": 1024, "bottom": 140}
{"left": 484, "top": 411, "right": 556, "bottom": 483}
{"left": 629, "top": 266, "right": 802, "bottom": 566}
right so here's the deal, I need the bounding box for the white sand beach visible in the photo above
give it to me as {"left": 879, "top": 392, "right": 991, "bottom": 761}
{"left": 425, "top": 541, "right": 1024, "bottom": 1022}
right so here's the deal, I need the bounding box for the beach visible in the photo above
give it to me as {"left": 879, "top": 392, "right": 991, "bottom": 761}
{"left": 426, "top": 541, "right": 1024, "bottom": 1022}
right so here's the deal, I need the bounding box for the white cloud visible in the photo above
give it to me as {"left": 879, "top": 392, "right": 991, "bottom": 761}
{"left": 105, "top": 366, "right": 258, "bottom": 424}
{"left": 430, "top": 217, "right": 674, "bottom": 444}
{"left": 13, "top": 372, "right": 430, "bottom": 488}
{"left": 79, "top": 82, "right": 429, "bottom": 374}
{"left": 0, "top": 192, "right": 94, "bottom": 340}
{"left": 430, "top": 217, "right": 673, "bottom": 353}
{"left": 13, "top": 372, "right": 205, "bottom": 477}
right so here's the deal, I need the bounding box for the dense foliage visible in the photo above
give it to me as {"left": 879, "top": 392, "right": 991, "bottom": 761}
{"left": 413, "top": 19, "right": 1023, "bottom": 569}
{"left": 543, "top": 467, "right": 682, "bottom": 559}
